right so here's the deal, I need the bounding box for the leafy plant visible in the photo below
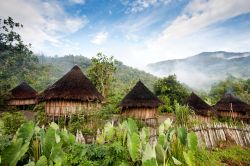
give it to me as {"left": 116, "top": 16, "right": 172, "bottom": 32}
{"left": 174, "top": 102, "right": 193, "bottom": 127}
{"left": 1, "top": 112, "right": 27, "bottom": 135}
{"left": 1, "top": 122, "right": 35, "bottom": 166}
{"left": 34, "top": 103, "right": 47, "bottom": 126}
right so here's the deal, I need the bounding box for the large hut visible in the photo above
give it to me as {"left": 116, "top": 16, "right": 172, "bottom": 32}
{"left": 119, "top": 80, "right": 163, "bottom": 120}
{"left": 39, "top": 65, "right": 104, "bottom": 117}
{"left": 7, "top": 82, "right": 37, "bottom": 110}
{"left": 186, "top": 92, "right": 216, "bottom": 121}
{"left": 214, "top": 93, "right": 250, "bottom": 119}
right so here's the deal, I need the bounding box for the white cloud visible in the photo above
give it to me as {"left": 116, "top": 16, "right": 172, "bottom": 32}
{"left": 91, "top": 32, "right": 108, "bottom": 45}
{"left": 161, "top": 0, "right": 250, "bottom": 40}
{"left": 122, "top": 0, "right": 171, "bottom": 13}
{"left": 111, "top": 0, "right": 250, "bottom": 69}
{"left": 0, "top": 0, "right": 88, "bottom": 55}
{"left": 69, "top": 0, "right": 85, "bottom": 5}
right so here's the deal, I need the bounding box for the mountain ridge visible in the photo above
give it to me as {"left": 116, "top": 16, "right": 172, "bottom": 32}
{"left": 147, "top": 51, "right": 250, "bottom": 90}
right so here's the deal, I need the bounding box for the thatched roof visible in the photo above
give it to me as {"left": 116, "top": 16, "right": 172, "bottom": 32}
{"left": 186, "top": 92, "right": 214, "bottom": 116}
{"left": 119, "top": 81, "right": 163, "bottom": 108}
{"left": 214, "top": 93, "right": 250, "bottom": 113}
{"left": 40, "top": 65, "right": 103, "bottom": 102}
{"left": 8, "top": 82, "right": 37, "bottom": 99}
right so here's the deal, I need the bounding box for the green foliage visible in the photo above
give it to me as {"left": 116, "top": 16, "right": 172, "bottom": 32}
{"left": 0, "top": 117, "right": 249, "bottom": 165}
{"left": 1, "top": 112, "right": 27, "bottom": 135}
{"left": 87, "top": 52, "right": 116, "bottom": 98}
{"left": 187, "top": 132, "right": 198, "bottom": 153}
{"left": 35, "top": 156, "right": 48, "bottom": 166}
{"left": 209, "top": 76, "right": 250, "bottom": 103}
{"left": 34, "top": 103, "right": 47, "bottom": 126}
{"left": 127, "top": 118, "right": 139, "bottom": 134}
{"left": 142, "top": 143, "right": 157, "bottom": 166}
{"left": 196, "top": 145, "right": 250, "bottom": 166}
{"left": 0, "top": 132, "right": 11, "bottom": 152}
{"left": 158, "top": 95, "right": 173, "bottom": 113}
{"left": 154, "top": 75, "right": 189, "bottom": 112}
{"left": 127, "top": 132, "right": 141, "bottom": 162}
{"left": 174, "top": 102, "right": 193, "bottom": 127}
{"left": 0, "top": 17, "right": 47, "bottom": 94}
{"left": 1, "top": 122, "right": 35, "bottom": 166}
{"left": 177, "top": 127, "right": 187, "bottom": 146}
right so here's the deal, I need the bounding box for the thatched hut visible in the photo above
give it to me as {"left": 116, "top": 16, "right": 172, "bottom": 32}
{"left": 214, "top": 93, "right": 250, "bottom": 119}
{"left": 39, "top": 65, "right": 103, "bottom": 117}
{"left": 119, "top": 81, "right": 163, "bottom": 120}
{"left": 186, "top": 92, "right": 216, "bottom": 121}
{"left": 7, "top": 82, "right": 37, "bottom": 109}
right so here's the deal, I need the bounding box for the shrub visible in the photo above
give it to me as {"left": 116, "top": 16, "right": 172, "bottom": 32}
{"left": 1, "top": 112, "right": 27, "bottom": 135}
{"left": 174, "top": 102, "right": 194, "bottom": 127}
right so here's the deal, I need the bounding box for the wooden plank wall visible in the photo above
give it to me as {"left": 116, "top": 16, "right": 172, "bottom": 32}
{"left": 218, "top": 111, "right": 245, "bottom": 118}
{"left": 8, "top": 99, "right": 37, "bottom": 106}
{"left": 45, "top": 100, "right": 101, "bottom": 116}
{"left": 122, "top": 108, "right": 157, "bottom": 119}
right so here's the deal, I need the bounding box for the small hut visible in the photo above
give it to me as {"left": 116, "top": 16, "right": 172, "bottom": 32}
{"left": 39, "top": 65, "right": 104, "bottom": 117}
{"left": 119, "top": 81, "right": 163, "bottom": 120}
{"left": 186, "top": 92, "right": 216, "bottom": 121}
{"left": 214, "top": 93, "right": 250, "bottom": 119}
{"left": 8, "top": 82, "right": 37, "bottom": 110}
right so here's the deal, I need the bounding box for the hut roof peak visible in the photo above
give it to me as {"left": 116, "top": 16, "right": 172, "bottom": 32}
{"left": 186, "top": 92, "right": 214, "bottom": 116}
{"left": 9, "top": 82, "right": 37, "bottom": 99}
{"left": 72, "top": 64, "right": 81, "bottom": 70}
{"left": 119, "top": 80, "right": 163, "bottom": 108}
{"left": 187, "top": 92, "right": 211, "bottom": 109}
{"left": 40, "top": 65, "right": 104, "bottom": 102}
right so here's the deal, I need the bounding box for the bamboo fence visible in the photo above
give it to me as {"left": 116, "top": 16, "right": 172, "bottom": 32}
{"left": 193, "top": 123, "right": 250, "bottom": 148}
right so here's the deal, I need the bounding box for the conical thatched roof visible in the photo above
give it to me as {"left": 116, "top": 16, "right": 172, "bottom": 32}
{"left": 214, "top": 93, "right": 250, "bottom": 113}
{"left": 9, "top": 82, "right": 37, "bottom": 99}
{"left": 187, "top": 92, "right": 211, "bottom": 110}
{"left": 40, "top": 65, "right": 103, "bottom": 102}
{"left": 119, "top": 81, "right": 163, "bottom": 108}
{"left": 186, "top": 92, "right": 213, "bottom": 116}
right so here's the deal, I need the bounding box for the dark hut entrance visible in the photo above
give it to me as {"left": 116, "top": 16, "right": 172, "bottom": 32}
{"left": 186, "top": 92, "right": 216, "bottom": 122}
{"left": 7, "top": 82, "right": 37, "bottom": 110}
{"left": 214, "top": 93, "right": 250, "bottom": 120}
{"left": 39, "top": 65, "right": 103, "bottom": 119}
{"left": 119, "top": 81, "right": 163, "bottom": 126}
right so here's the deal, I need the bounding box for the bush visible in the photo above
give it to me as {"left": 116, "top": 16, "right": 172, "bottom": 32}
{"left": 34, "top": 103, "right": 47, "bottom": 126}
{"left": 1, "top": 112, "right": 27, "bottom": 135}
{"left": 174, "top": 102, "right": 194, "bottom": 127}
{"left": 157, "top": 95, "right": 173, "bottom": 113}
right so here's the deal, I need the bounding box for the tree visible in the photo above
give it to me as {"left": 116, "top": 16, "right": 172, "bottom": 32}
{"left": 154, "top": 75, "right": 189, "bottom": 112}
{"left": 87, "top": 52, "right": 116, "bottom": 98}
{"left": 0, "top": 17, "right": 40, "bottom": 94}
{"left": 209, "top": 76, "right": 250, "bottom": 103}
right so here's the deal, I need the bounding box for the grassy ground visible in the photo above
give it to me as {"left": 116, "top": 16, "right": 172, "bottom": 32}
{"left": 197, "top": 145, "right": 250, "bottom": 166}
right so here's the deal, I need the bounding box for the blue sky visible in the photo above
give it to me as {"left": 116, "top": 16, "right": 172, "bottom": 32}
{"left": 1, "top": 0, "right": 250, "bottom": 68}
